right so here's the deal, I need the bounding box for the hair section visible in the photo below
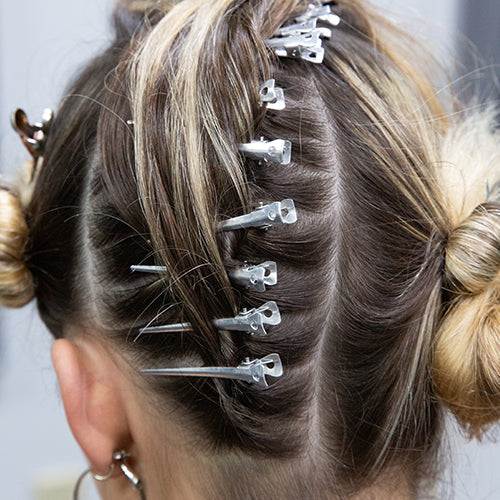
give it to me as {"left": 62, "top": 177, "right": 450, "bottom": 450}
{"left": 433, "top": 112, "right": 500, "bottom": 437}
{"left": 2, "top": 0, "right": 498, "bottom": 498}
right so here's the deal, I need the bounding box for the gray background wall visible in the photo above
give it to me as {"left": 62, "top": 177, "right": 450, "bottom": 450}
{"left": 0, "top": 1, "right": 498, "bottom": 499}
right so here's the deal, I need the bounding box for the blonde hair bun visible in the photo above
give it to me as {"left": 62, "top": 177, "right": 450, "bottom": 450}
{"left": 433, "top": 202, "right": 500, "bottom": 437}
{"left": 0, "top": 188, "right": 34, "bottom": 308}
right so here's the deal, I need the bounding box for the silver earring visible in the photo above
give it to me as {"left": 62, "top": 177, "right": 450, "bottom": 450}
{"left": 73, "top": 450, "right": 145, "bottom": 500}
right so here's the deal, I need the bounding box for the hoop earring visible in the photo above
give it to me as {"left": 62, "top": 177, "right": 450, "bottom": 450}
{"left": 73, "top": 450, "right": 145, "bottom": 500}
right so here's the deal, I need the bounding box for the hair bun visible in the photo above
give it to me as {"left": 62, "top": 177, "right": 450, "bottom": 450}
{"left": 433, "top": 202, "right": 500, "bottom": 437}
{"left": 445, "top": 203, "right": 500, "bottom": 294}
{"left": 0, "top": 188, "right": 34, "bottom": 308}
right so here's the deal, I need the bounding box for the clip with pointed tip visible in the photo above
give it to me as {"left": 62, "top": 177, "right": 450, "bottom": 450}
{"left": 137, "top": 301, "right": 281, "bottom": 338}
{"left": 218, "top": 199, "right": 297, "bottom": 232}
{"left": 238, "top": 138, "right": 291, "bottom": 165}
{"left": 141, "top": 353, "right": 283, "bottom": 388}
{"left": 265, "top": 29, "right": 328, "bottom": 64}
{"left": 277, "top": 17, "right": 332, "bottom": 38}
{"left": 131, "top": 261, "right": 278, "bottom": 294}
{"left": 11, "top": 108, "right": 54, "bottom": 159}
{"left": 228, "top": 261, "right": 277, "bottom": 292}
{"left": 131, "top": 264, "right": 167, "bottom": 273}
{"left": 215, "top": 301, "right": 281, "bottom": 336}
{"left": 259, "top": 79, "right": 286, "bottom": 110}
{"left": 295, "top": 3, "right": 341, "bottom": 27}
{"left": 131, "top": 261, "right": 278, "bottom": 293}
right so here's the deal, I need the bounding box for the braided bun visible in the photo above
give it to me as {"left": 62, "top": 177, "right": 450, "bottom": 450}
{"left": 0, "top": 188, "right": 34, "bottom": 308}
{"left": 433, "top": 202, "right": 500, "bottom": 436}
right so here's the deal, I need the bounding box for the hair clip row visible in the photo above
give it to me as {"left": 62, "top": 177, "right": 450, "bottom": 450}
{"left": 265, "top": 2, "right": 339, "bottom": 64}
{"left": 141, "top": 353, "right": 283, "bottom": 388}
{"left": 266, "top": 29, "right": 329, "bottom": 64}
{"left": 218, "top": 199, "right": 297, "bottom": 232}
{"left": 238, "top": 80, "right": 288, "bottom": 165}
{"left": 133, "top": 261, "right": 278, "bottom": 293}
{"left": 136, "top": 301, "right": 281, "bottom": 339}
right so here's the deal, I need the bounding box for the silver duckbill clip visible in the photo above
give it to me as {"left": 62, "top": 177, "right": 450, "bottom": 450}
{"left": 238, "top": 138, "right": 292, "bottom": 165}
{"left": 137, "top": 301, "right": 281, "bottom": 338}
{"left": 277, "top": 17, "right": 332, "bottom": 38}
{"left": 295, "top": 3, "right": 341, "bottom": 26}
{"left": 218, "top": 199, "right": 297, "bottom": 232}
{"left": 259, "top": 79, "right": 286, "bottom": 110}
{"left": 265, "top": 2, "right": 339, "bottom": 63}
{"left": 141, "top": 353, "right": 283, "bottom": 388}
{"left": 228, "top": 261, "right": 277, "bottom": 292}
{"left": 132, "top": 261, "right": 278, "bottom": 293}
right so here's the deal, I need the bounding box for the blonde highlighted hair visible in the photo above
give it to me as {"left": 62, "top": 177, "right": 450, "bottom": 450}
{"left": 434, "top": 112, "right": 500, "bottom": 437}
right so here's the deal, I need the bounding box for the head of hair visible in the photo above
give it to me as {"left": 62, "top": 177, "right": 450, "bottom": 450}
{"left": 2, "top": 0, "right": 500, "bottom": 497}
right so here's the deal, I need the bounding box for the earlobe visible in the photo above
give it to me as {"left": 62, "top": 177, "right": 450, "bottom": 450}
{"left": 51, "top": 338, "right": 132, "bottom": 475}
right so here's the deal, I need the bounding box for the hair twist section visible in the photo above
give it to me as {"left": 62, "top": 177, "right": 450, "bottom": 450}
{"left": 84, "top": 0, "right": 314, "bottom": 459}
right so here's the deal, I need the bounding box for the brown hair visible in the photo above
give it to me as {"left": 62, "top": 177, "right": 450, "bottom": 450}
{"left": 1, "top": 0, "right": 500, "bottom": 497}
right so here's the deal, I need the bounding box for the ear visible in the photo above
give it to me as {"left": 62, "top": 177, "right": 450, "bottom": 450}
{"left": 51, "top": 338, "right": 132, "bottom": 475}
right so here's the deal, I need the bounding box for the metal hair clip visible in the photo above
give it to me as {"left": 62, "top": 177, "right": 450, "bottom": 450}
{"left": 131, "top": 264, "right": 167, "bottom": 273}
{"left": 277, "top": 17, "right": 332, "bottom": 39}
{"left": 131, "top": 261, "right": 277, "bottom": 293}
{"left": 238, "top": 138, "right": 292, "bottom": 165}
{"left": 137, "top": 301, "right": 281, "bottom": 338}
{"left": 295, "top": 3, "right": 341, "bottom": 27}
{"left": 265, "top": 29, "right": 328, "bottom": 64}
{"left": 228, "top": 261, "right": 277, "bottom": 292}
{"left": 218, "top": 199, "right": 297, "bottom": 232}
{"left": 259, "top": 79, "right": 286, "bottom": 110}
{"left": 141, "top": 353, "right": 283, "bottom": 388}
{"left": 11, "top": 108, "right": 53, "bottom": 160}
{"left": 131, "top": 261, "right": 278, "bottom": 293}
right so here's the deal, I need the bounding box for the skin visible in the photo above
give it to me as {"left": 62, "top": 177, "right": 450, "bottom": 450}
{"left": 51, "top": 336, "right": 205, "bottom": 499}
{"left": 52, "top": 336, "right": 412, "bottom": 500}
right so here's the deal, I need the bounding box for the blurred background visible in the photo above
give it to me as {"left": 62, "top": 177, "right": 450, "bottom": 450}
{"left": 0, "top": 1, "right": 498, "bottom": 498}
